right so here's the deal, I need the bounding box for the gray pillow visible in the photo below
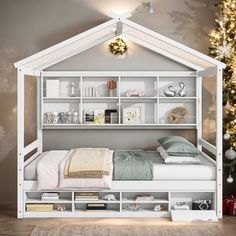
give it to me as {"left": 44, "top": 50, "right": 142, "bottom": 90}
{"left": 158, "top": 136, "right": 189, "bottom": 146}
{"left": 162, "top": 141, "right": 200, "bottom": 157}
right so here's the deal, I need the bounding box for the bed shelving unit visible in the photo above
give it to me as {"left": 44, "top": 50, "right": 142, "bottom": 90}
{"left": 15, "top": 13, "right": 225, "bottom": 219}
{"left": 23, "top": 189, "right": 215, "bottom": 218}
{"left": 42, "top": 71, "right": 198, "bottom": 129}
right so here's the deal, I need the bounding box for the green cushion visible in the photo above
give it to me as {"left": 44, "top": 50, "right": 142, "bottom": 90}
{"left": 158, "top": 136, "right": 189, "bottom": 146}
{"left": 162, "top": 141, "right": 200, "bottom": 157}
{"left": 158, "top": 136, "right": 200, "bottom": 157}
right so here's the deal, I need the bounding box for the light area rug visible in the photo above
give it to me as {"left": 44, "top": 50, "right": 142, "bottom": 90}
{"left": 30, "top": 224, "right": 224, "bottom": 236}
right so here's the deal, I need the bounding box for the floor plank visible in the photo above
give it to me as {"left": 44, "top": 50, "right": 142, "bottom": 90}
{"left": 0, "top": 204, "right": 235, "bottom": 236}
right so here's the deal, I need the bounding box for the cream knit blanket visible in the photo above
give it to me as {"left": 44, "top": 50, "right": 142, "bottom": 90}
{"left": 64, "top": 148, "right": 111, "bottom": 178}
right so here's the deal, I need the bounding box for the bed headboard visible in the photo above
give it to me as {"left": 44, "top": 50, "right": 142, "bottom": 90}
{"left": 43, "top": 129, "right": 196, "bottom": 151}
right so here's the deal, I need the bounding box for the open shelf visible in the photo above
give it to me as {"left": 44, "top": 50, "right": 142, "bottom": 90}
{"left": 42, "top": 73, "right": 198, "bottom": 129}
{"left": 23, "top": 190, "right": 215, "bottom": 218}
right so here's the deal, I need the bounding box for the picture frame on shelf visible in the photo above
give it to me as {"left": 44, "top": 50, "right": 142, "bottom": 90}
{"left": 94, "top": 110, "right": 105, "bottom": 124}
{"left": 123, "top": 104, "right": 145, "bottom": 124}
{"left": 105, "top": 109, "right": 118, "bottom": 124}
{"left": 110, "top": 112, "right": 118, "bottom": 124}
{"left": 83, "top": 109, "right": 94, "bottom": 124}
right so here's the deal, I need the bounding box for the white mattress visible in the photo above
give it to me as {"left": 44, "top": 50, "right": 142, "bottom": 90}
{"left": 148, "top": 152, "right": 215, "bottom": 181}
{"left": 24, "top": 151, "right": 215, "bottom": 181}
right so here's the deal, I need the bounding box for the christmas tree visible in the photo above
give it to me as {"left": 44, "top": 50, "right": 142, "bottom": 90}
{"left": 209, "top": 0, "right": 236, "bottom": 184}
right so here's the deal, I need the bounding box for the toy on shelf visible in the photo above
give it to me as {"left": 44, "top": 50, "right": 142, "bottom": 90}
{"left": 127, "top": 203, "right": 140, "bottom": 211}
{"left": 57, "top": 204, "right": 66, "bottom": 211}
{"left": 44, "top": 112, "right": 52, "bottom": 124}
{"left": 66, "top": 111, "right": 72, "bottom": 124}
{"left": 52, "top": 112, "right": 59, "bottom": 124}
{"left": 58, "top": 112, "right": 67, "bottom": 124}
{"left": 73, "top": 112, "right": 79, "bottom": 124}
{"left": 126, "top": 89, "right": 145, "bottom": 97}
{"left": 102, "top": 194, "right": 116, "bottom": 201}
{"left": 44, "top": 110, "right": 79, "bottom": 124}
{"left": 153, "top": 204, "right": 163, "bottom": 212}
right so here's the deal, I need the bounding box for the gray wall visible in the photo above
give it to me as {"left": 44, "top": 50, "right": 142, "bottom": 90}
{"left": 47, "top": 40, "right": 190, "bottom": 71}
{"left": 1, "top": 0, "right": 229, "bottom": 204}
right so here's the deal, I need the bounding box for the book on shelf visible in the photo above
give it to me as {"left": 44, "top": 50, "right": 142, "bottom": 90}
{"left": 75, "top": 192, "right": 99, "bottom": 196}
{"left": 87, "top": 203, "right": 106, "bottom": 207}
{"left": 75, "top": 192, "right": 99, "bottom": 201}
{"left": 85, "top": 209, "right": 111, "bottom": 212}
{"left": 26, "top": 204, "right": 53, "bottom": 212}
{"left": 41, "top": 196, "right": 60, "bottom": 200}
{"left": 41, "top": 192, "right": 59, "bottom": 200}
{"left": 135, "top": 194, "right": 154, "bottom": 201}
{"left": 86, "top": 203, "right": 107, "bottom": 211}
{"left": 75, "top": 197, "right": 99, "bottom": 201}
{"left": 41, "top": 192, "right": 59, "bottom": 197}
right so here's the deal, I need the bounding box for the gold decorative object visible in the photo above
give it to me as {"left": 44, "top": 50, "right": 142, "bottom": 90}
{"left": 109, "top": 38, "right": 127, "bottom": 56}
{"left": 167, "top": 107, "right": 189, "bottom": 124}
{"left": 107, "top": 80, "right": 117, "bottom": 97}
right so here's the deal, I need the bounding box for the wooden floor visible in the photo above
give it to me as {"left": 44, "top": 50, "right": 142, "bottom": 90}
{"left": 0, "top": 204, "right": 236, "bottom": 236}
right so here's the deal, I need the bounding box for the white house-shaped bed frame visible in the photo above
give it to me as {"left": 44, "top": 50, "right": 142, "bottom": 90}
{"left": 14, "top": 13, "right": 225, "bottom": 219}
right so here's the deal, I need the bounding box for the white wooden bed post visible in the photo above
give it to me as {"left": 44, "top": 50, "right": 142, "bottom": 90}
{"left": 216, "top": 66, "right": 223, "bottom": 218}
{"left": 17, "top": 68, "right": 25, "bottom": 218}
{"left": 37, "top": 73, "right": 43, "bottom": 153}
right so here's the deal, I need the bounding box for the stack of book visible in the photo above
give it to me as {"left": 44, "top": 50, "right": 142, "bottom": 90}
{"left": 41, "top": 192, "right": 59, "bottom": 201}
{"left": 86, "top": 203, "right": 107, "bottom": 211}
{"left": 26, "top": 204, "right": 53, "bottom": 212}
{"left": 75, "top": 192, "right": 99, "bottom": 201}
{"left": 135, "top": 194, "right": 154, "bottom": 201}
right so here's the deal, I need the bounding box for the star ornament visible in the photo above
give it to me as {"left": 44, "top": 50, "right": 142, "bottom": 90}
{"left": 218, "top": 41, "right": 232, "bottom": 59}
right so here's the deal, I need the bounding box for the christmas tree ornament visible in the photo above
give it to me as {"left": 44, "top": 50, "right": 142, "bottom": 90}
{"left": 218, "top": 40, "right": 232, "bottom": 58}
{"left": 226, "top": 174, "right": 234, "bottom": 183}
{"left": 109, "top": 38, "right": 127, "bottom": 56}
{"left": 225, "top": 147, "right": 236, "bottom": 160}
{"left": 224, "top": 130, "right": 231, "bottom": 140}
{"left": 224, "top": 101, "right": 232, "bottom": 114}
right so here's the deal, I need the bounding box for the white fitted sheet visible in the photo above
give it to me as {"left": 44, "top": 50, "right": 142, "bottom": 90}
{"left": 148, "top": 152, "right": 216, "bottom": 181}
{"left": 24, "top": 150, "right": 215, "bottom": 181}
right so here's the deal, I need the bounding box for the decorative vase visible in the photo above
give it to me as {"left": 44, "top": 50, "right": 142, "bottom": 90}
{"left": 108, "top": 89, "right": 115, "bottom": 97}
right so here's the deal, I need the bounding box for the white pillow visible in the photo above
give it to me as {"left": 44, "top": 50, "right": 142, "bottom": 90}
{"left": 157, "top": 146, "right": 201, "bottom": 164}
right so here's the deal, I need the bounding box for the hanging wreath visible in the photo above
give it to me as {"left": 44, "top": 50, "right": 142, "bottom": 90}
{"left": 109, "top": 38, "right": 127, "bottom": 56}
{"left": 167, "top": 106, "right": 189, "bottom": 124}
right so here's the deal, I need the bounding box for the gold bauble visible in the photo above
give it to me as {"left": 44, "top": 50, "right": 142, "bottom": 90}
{"left": 109, "top": 38, "right": 127, "bottom": 56}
